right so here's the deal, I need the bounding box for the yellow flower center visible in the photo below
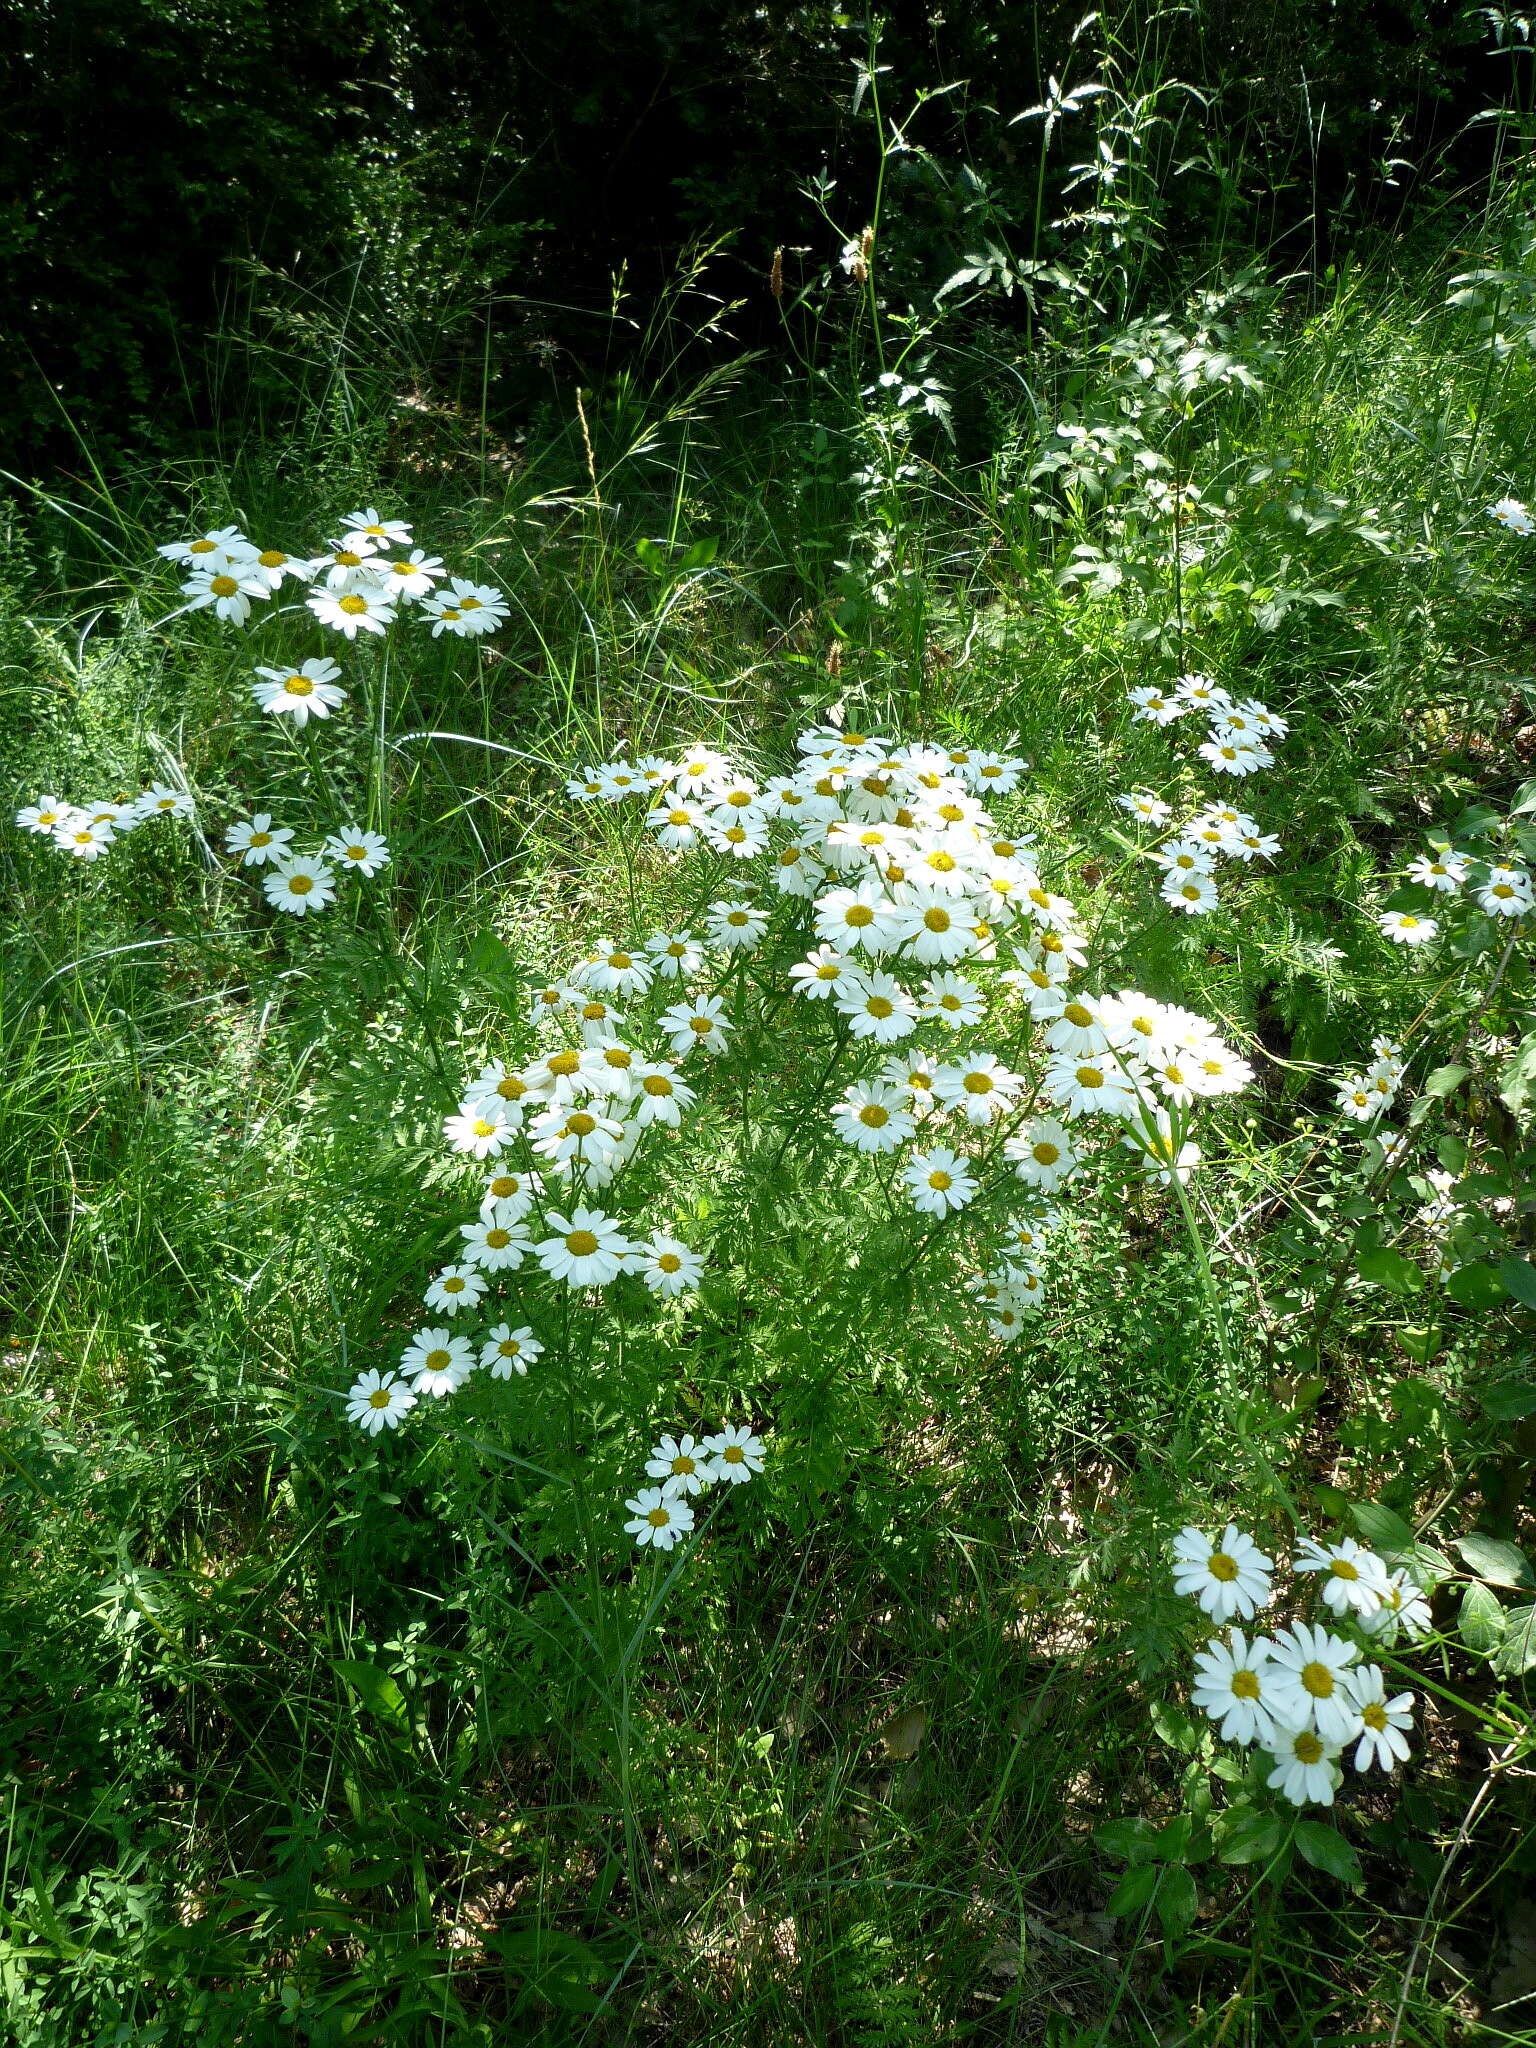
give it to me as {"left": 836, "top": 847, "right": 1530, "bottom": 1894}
{"left": 472, "top": 1117, "right": 497, "bottom": 1137}
{"left": 1230, "top": 1669, "right": 1260, "bottom": 1700}
{"left": 1362, "top": 1702, "right": 1388, "bottom": 1731}
{"left": 609, "top": 953, "right": 632, "bottom": 969}
{"left": 779, "top": 848, "right": 802, "bottom": 866}
{"left": 858, "top": 1104, "right": 890, "bottom": 1128}
{"left": 668, "top": 810, "right": 691, "bottom": 826}
{"left": 647, "top": 1507, "right": 671, "bottom": 1527}
{"left": 250, "top": 831, "right": 272, "bottom": 847}
{"left": 923, "top": 907, "right": 952, "bottom": 932}
{"left": 548, "top": 1051, "right": 581, "bottom": 1076}
{"left": 336, "top": 550, "right": 363, "bottom": 567}
{"left": 489, "top": 1176, "right": 518, "bottom": 1198}
{"left": 1292, "top": 1732, "right": 1324, "bottom": 1765}
{"left": 815, "top": 961, "right": 840, "bottom": 981}
{"left": 368, "top": 1388, "right": 393, "bottom": 1408}
{"left": 658, "top": 1252, "right": 682, "bottom": 1272}
{"left": 565, "top": 1230, "right": 599, "bottom": 1257}
{"left": 567, "top": 1113, "right": 597, "bottom": 1137}
{"left": 865, "top": 996, "right": 894, "bottom": 1019}
{"left": 1033, "top": 1141, "right": 1060, "bottom": 1165}
{"left": 603, "top": 1047, "right": 632, "bottom": 1069}
{"left": 443, "top": 1276, "right": 465, "bottom": 1293}
{"left": 927, "top": 851, "right": 957, "bottom": 873}
{"left": 1063, "top": 1002, "right": 1093, "bottom": 1027}
{"left": 497, "top": 1076, "right": 527, "bottom": 1099}
{"left": 723, "top": 1445, "right": 745, "bottom": 1464}
{"left": 1208, "top": 1552, "right": 1239, "bottom": 1583}
{"left": 339, "top": 594, "right": 368, "bottom": 614}
{"left": 189, "top": 538, "right": 216, "bottom": 553}
{"left": 1300, "top": 1661, "right": 1335, "bottom": 1699}
{"left": 689, "top": 1016, "right": 714, "bottom": 1034}
{"left": 346, "top": 845, "right": 368, "bottom": 861}
{"left": 1493, "top": 883, "right": 1514, "bottom": 900}
{"left": 643, "top": 1074, "right": 674, "bottom": 1096}
{"left": 727, "top": 911, "right": 749, "bottom": 927}
{"left": 426, "top": 1349, "right": 451, "bottom": 1370}
{"left": 940, "top": 995, "right": 962, "bottom": 1011}
{"left": 724, "top": 827, "right": 748, "bottom": 844}
{"left": 671, "top": 1453, "right": 696, "bottom": 1473}
{"left": 581, "top": 1002, "right": 607, "bottom": 1021}
{"left": 485, "top": 1229, "right": 512, "bottom": 1250}
{"left": 288, "top": 875, "right": 313, "bottom": 895}
{"left": 499, "top": 1339, "right": 521, "bottom": 1357}
{"left": 963, "top": 1072, "right": 993, "bottom": 1094}
{"left": 927, "top": 1170, "right": 952, "bottom": 1191}
{"left": 1075, "top": 1066, "right": 1104, "bottom": 1089}
{"left": 1328, "top": 1558, "right": 1360, "bottom": 1581}
{"left": 845, "top": 904, "right": 874, "bottom": 927}
{"left": 459, "top": 596, "right": 481, "bottom": 611}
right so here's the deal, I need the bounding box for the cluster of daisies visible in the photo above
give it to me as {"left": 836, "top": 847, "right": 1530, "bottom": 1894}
{"left": 1173, "top": 1522, "right": 1427, "bottom": 1806}
{"left": 1377, "top": 835, "right": 1533, "bottom": 949}
{"left": 622, "top": 1424, "right": 765, "bottom": 1552}
{"left": 158, "top": 512, "right": 508, "bottom": 643}
{"left": 224, "top": 810, "right": 390, "bottom": 916}
{"left": 15, "top": 783, "right": 193, "bottom": 862}
{"left": 1122, "top": 671, "right": 1287, "bottom": 915}
{"left": 1488, "top": 496, "right": 1534, "bottom": 537}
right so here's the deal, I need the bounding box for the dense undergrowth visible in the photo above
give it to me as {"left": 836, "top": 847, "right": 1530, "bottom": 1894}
{"left": 4, "top": 15, "right": 1536, "bottom": 2045}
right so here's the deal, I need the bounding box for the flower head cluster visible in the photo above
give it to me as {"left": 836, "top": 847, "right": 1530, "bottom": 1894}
{"left": 158, "top": 514, "right": 506, "bottom": 647}
{"left": 1488, "top": 495, "right": 1535, "bottom": 537}
{"left": 1334, "top": 1034, "right": 1406, "bottom": 1124}
{"left": 16, "top": 784, "right": 195, "bottom": 862}
{"left": 222, "top": 810, "right": 390, "bottom": 915}
{"left": 622, "top": 1423, "right": 766, "bottom": 1551}
{"left": 1173, "top": 1522, "right": 1427, "bottom": 1806}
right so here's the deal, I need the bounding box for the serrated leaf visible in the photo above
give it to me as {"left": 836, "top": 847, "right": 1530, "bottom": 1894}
{"left": 1156, "top": 1864, "right": 1199, "bottom": 1936}
{"left": 1106, "top": 1862, "right": 1161, "bottom": 1916}
{"left": 1348, "top": 1502, "right": 1415, "bottom": 1556}
{"left": 1458, "top": 1581, "right": 1507, "bottom": 1654}
{"left": 1446, "top": 1263, "right": 1508, "bottom": 1310}
{"left": 1294, "top": 1820, "right": 1363, "bottom": 1885}
{"left": 1491, "top": 1604, "right": 1536, "bottom": 1676}
{"left": 1455, "top": 1533, "right": 1533, "bottom": 1588}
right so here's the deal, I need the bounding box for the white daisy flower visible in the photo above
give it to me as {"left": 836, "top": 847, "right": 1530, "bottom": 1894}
{"left": 225, "top": 814, "right": 293, "bottom": 866}
{"left": 626, "top": 1061, "right": 695, "bottom": 1128}
{"left": 645, "top": 930, "right": 705, "bottom": 979}
{"left": 444, "top": 1100, "right": 515, "bottom": 1158}
{"left": 480, "top": 1323, "right": 543, "bottom": 1378}
{"left": 246, "top": 545, "right": 309, "bottom": 589}
{"left": 789, "top": 946, "right": 854, "bottom": 999}
{"left": 54, "top": 818, "right": 115, "bottom": 860}
{"left": 1162, "top": 870, "right": 1220, "bottom": 915}
{"left": 704, "top": 1424, "right": 764, "bottom": 1484}
{"left": 645, "top": 1433, "right": 712, "bottom": 1497}
{"left": 479, "top": 1169, "right": 542, "bottom": 1222}
{"left": 345, "top": 1369, "right": 417, "bottom": 1433}
{"left": 1347, "top": 1666, "right": 1415, "bottom": 1773}
{"left": 421, "top": 578, "right": 508, "bottom": 637}
{"left": 424, "top": 1263, "right": 488, "bottom": 1315}
{"left": 250, "top": 659, "right": 346, "bottom": 725}
{"left": 324, "top": 827, "right": 390, "bottom": 878}
{"left": 830, "top": 1081, "right": 916, "bottom": 1154}
{"left": 1198, "top": 734, "right": 1271, "bottom": 777}
{"left": 1407, "top": 851, "right": 1467, "bottom": 893}
{"left": 1171, "top": 1524, "right": 1274, "bottom": 1623}
{"left": 16, "top": 796, "right": 74, "bottom": 836}
{"left": 1489, "top": 496, "right": 1534, "bottom": 536}
{"left": 1191, "top": 1629, "right": 1279, "bottom": 1747}
{"left": 137, "top": 782, "right": 196, "bottom": 822}
{"left": 634, "top": 1233, "right": 704, "bottom": 1297}
{"left": 624, "top": 1486, "right": 696, "bottom": 1550}
{"left": 885, "top": 890, "right": 981, "bottom": 964}
{"left": 1004, "top": 1118, "right": 1080, "bottom": 1191}
{"left": 179, "top": 564, "right": 270, "bottom": 624}
{"left": 1477, "top": 866, "right": 1534, "bottom": 918}
{"left": 1379, "top": 910, "right": 1437, "bottom": 947}
{"left": 1264, "top": 1724, "right": 1344, "bottom": 1807}
{"left": 1293, "top": 1536, "right": 1390, "bottom": 1619}
{"left": 536, "top": 1207, "right": 633, "bottom": 1287}
{"left": 580, "top": 946, "right": 655, "bottom": 998}
{"left": 1127, "top": 685, "right": 1187, "bottom": 726}
{"left": 529, "top": 1105, "right": 626, "bottom": 1169}
{"left": 158, "top": 524, "right": 257, "bottom": 569}
{"left": 657, "top": 995, "right": 732, "bottom": 1057}
{"left": 459, "top": 1217, "right": 533, "bottom": 1272}
{"left": 919, "top": 971, "right": 986, "bottom": 1029}
{"left": 647, "top": 801, "right": 709, "bottom": 850}
{"left": 1265, "top": 1622, "right": 1362, "bottom": 1743}
{"left": 262, "top": 855, "right": 337, "bottom": 916}
{"left": 400, "top": 1327, "right": 477, "bottom": 1395}
{"left": 1335, "top": 1073, "right": 1381, "bottom": 1123}
{"left": 705, "top": 899, "right": 769, "bottom": 951}
{"left": 1044, "top": 1052, "right": 1137, "bottom": 1121}
{"left": 1360, "top": 1568, "right": 1433, "bottom": 1645}
{"left": 309, "top": 542, "right": 379, "bottom": 588}
{"left": 931, "top": 1052, "right": 1021, "bottom": 1126}
{"left": 340, "top": 508, "right": 414, "bottom": 551}
{"left": 308, "top": 585, "right": 398, "bottom": 638}
{"left": 814, "top": 883, "right": 896, "bottom": 954}
{"left": 836, "top": 970, "right": 920, "bottom": 1044}
{"left": 902, "top": 1147, "right": 977, "bottom": 1217}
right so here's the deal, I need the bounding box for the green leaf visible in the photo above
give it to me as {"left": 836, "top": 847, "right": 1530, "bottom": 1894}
{"left": 1480, "top": 1379, "right": 1536, "bottom": 1420}
{"left": 1423, "top": 1064, "right": 1472, "bottom": 1100}
{"left": 1215, "top": 1809, "right": 1287, "bottom": 1865}
{"left": 333, "top": 1659, "right": 409, "bottom": 1734}
{"left": 1094, "top": 1817, "right": 1159, "bottom": 1864}
{"left": 1156, "top": 1864, "right": 1200, "bottom": 1936}
{"left": 679, "top": 534, "right": 719, "bottom": 571}
{"left": 1497, "top": 1257, "right": 1536, "bottom": 1309}
{"left": 1458, "top": 1582, "right": 1507, "bottom": 1654}
{"left": 1454, "top": 1533, "right": 1534, "bottom": 1588}
{"left": 1349, "top": 1502, "right": 1414, "bottom": 1556}
{"left": 1150, "top": 1700, "right": 1201, "bottom": 1754}
{"left": 1499, "top": 1029, "right": 1536, "bottom": 1124}
{"left": 1491, "top": 1604, "right": 1536, "bottom": 1676}
{"left": 1355, "top": 1245, "right": 1423, "bottom": 1297}
{"left": 1106, "top": 1862, "right": 1161, "bottom": 1916}
{"left": 1294, "top": 1820, "right": 1363, "bottom": 1885}
{"left": 1446, "top": 1263, "right": 1508, "bottom": 1310}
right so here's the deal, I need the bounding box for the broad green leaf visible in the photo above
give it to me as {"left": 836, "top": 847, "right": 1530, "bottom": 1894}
{"left": 1479, "top": 1379, "right": 1536, "bottom": 1420}
{"left": 1294, "top": 1820, "right": 1363, "bottom": 1885}
{"left": 1423, "top": 1064, "right": 1472, "bottom": 1100}
{"left": 1215, "top": 1809, "right": 1287, "bottom": 1865}
{"left": 1094, "top": 1816, "right": 1159, "bottom": 1864}
{"left": 1348, "top": 1502, "right": 1414, "bottom": 1556}
{"left": 1446, "top": 1263, "right": 1508, "bottom": 1310}
{"left": 1454, "top": 1533, "right": 1533, "bottom": 1588}
{"left": 1491, "top": 1604, "right": 1536, "bottom": 1676}
{"left": 333, "top": 1659, "right": 409, "bottom": 1733}
{"left": 1355, "top": 1245, "right": 1423, "bottom": 1297}
{"left": 1458, "top": 1582, "right": 1507, "bottom": 1654}
{"left": 1156, "top": 1864, "right": 1200, "bottom": 1936}
{"left": 1106, "top": 1862, "right": 1160, "bottom": 1916}
{"left": 1150, "top": 1700, "right": 1201, "bottom": 1754}
{"left": 1499, "top": 1029, "right": 1536, "bottom": 1124}
{"left": 1497, "top": 1256, "right": 1536, "bottom": 1309}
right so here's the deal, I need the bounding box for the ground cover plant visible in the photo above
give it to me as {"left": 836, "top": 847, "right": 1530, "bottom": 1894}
{"left": 2, "top": 8, "right": 1536, "bottom": 2043}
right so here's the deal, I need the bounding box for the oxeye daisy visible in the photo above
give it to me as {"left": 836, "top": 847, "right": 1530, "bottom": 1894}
{"left": 704, "top": 1424, "right": 764, "bottom": 1484}
{"left": 624, "top": 1486, "right": 696, "bottom": 1550}
{"left": 1171, "top": 1524, "right": 1274, "bottom": 1622}
{"left": 424, "top": 1263, "right": 487, "bottom": 1315}
{"left": 705, "top": 899, "right": 769, "bottom": 951}
{"left": 225, "top": 814, "right": 293, "bottom": 866}
{"left": 340, "top": 507, "right": 414, "bottom": 551}
{"left": 459, "top": 1217, "right": 533, "bottom": 1272}
{"left": 344, "top": 1369, "right": 417, "bottom": 1433}
{"left": 1407, "top": 850, "right": 1466, "bottom": 893}
{"left": 789, "top": 945, "right": 854, "bottom": 999}
{"left": 262, "top": 855, "right": 337, "bottom": 916}
{"left": 645, "top": 1433, "right": 712, "bottom": 1497}
{"left": 1118, "top": 788, "right": 1173, "bottom": 825}
{"left": 647, "top": 800, "right": 709, "bottom": 850}
{"left": 627, "top": 1060, "right": 695, "bottom": 1128}
{"left": 919, "top": 971, "right": 986, "bottom": 1029}
{"left": 309, "top": 542, "right": 378, "bottom": 587}
{"left": 137, "top": 782, "right": 196, "bottom": 822}
{"left": 16, "top": 796, "right": 74, "bottom": 836}
{"left": 814, "top": 883, "right": 895, "bottom": 954}
{"left": 1379, "top": 909, "right": 1437, "bottom": 946}
{"left": 479, "top": 1169, "right": 541, "bottom": 1221}
{"left": 1360, "top": 1568, "right": 1433, "bottom": 1645}
{"left": 1265, "top": 1622, "right": 1362, "bottom": 1743}
{"left": 1347, "top": 1666, "right": 1415, "bottom": 1772}
{"left": 480, "top": 1323, "right": 543, "bottom": 1378}
{"left": 308, "top": 584, "right": 398, "bottom": 638}
{"left": 251, "top": 659, "right": 346, "bottom": 725}
{"left": 158, "top": 524, "right": 257, "bottom": 569}
{"left": 644, "top": 930, "right": 705, "bottom": 979}
{"left": 830, "top": 1081, "right": 916, "bottom": 1154}
{"left": 1489, "top": 495, "right": 1534, "bottom": 536}
{"left": 422, "top": 578, "right": 508, "bottom": 636}
{"left": 1477, "top": 865, "right": 1534, "bottom": 917}
{"left": 399, "top": 1327, "right": 477, "bottom": 1395}
{"left": 1162, "top": 870, "right": 1220, "bottom": 915}
{"left": 54, "top": 818, "right": 115, "bottom": 860}
{"left": 902, "top": 1146, "right": 977, "bottom": 1217}
{"left": 657, "top": 995, "right": 732, "bottom": 1057}
{"left": 1190, "top": 1630, "right": 1278, "bottom": 1746}
{"left": 886, "top": 890, "right": 980, "bottom": 964}
{"left": 180, "top": 564, "right": 270, "bottom": 624}
{"left": 1293, "top": 1536, "right": 1390, "bottom": 1619}
{"left": 1003, "top": 1118, "right": 1080, "bottom": 1191}
{"left": 932, "top": 1052, "right": 1021, "bottom": 1126}
{"left": 247, "top": 545, "right": 308, "bottom": 589}
{"left": 536, "top": 1207, "right": 632, "bottom": 1287}
{"left": 634, "top": 1232, "right": 704, "bottom": 1297}
{"left": 581, "top": 946, "right": 655, "bottom": 998}
{"left": 1264, "top": 1724, "right": 1344, "bottom": 1807}
{"left": 836, "top": 970, "right": 920, "bottom": 1043}
{"left": 324, "top": 827, "right": 391, "bottom": 878}
{"left": 444, "top": 1100, "right": 515, "bottom": 1158}
{"left": 1127, "top": 685, "right": 1187, "bottom": 726}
